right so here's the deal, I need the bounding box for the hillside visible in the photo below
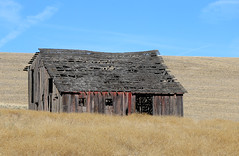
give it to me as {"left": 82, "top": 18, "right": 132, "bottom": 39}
{"left": 0, "top": 52, "right": 239, "bottom": 120}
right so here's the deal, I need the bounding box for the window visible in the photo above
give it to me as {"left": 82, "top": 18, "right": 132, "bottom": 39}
{"left": 79, "top": 98, "right": 86, "bottom": 107}
{"left": 48, "top": 78, "right": 53, "bottom": 94}
{"left": 105, "top": 99, "right": 113, "bottom": 106}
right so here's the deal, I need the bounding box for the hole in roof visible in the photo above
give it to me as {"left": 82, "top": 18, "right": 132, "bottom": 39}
{"left": 63, "top": 65, "right": 70, "bottom": 68}
{"left": 60, "top": 74, "right": 67, "bottom": 77}
{"left": 68, "top": 75, "right": 75, "bottom": 78}
{"left": 57, "top": 69, "right": 64, "bottom": 71}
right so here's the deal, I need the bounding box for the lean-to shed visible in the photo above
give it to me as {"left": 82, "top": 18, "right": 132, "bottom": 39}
{"left": 24, "top": 48, "right": 187, "bottom": 116}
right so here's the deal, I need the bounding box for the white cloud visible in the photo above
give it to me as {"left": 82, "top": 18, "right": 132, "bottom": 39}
{"left": 0, "top": 3, "right": 58, "bottom": 48}
{"left": 200, "top": 0, "right": 239, "bottom": 22}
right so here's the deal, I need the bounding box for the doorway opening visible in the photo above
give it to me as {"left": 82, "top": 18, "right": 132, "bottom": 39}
{"left": 136, "top": 94, "right": 153, "bottom": 115}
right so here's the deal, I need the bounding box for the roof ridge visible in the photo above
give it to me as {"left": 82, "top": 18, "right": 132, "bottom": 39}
{"left": 38, "top": 48, "right": 160, "bottom": 55}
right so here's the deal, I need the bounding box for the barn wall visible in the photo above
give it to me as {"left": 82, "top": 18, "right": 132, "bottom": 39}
{"left": 28, "top": 55, "right": 61, "bottom": 112}
{"left": 61, "top": 92, "right": 132, "bottom": 115}
{"left": 153, "top": 94, "right": 183, "bottom": 116}
{"left": 61, "top": 92, "right": 183, "bottom": 116}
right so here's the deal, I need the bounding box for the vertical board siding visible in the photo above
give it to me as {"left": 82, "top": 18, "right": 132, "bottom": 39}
{"left": 176, "top": 95, "right": 183, "bottom": 116}
{"left": 61, "top": 92, "right": 133, "bottom": 115}
{"left": 34, "top": 86, "right": 184, "bottom": 116}
{"left": 152, "top": 95, "right": 183, "bottom": 116}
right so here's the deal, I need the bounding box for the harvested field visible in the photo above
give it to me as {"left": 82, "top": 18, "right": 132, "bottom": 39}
{"left": 0, "top": 52, "right": 239, "bottom": 120}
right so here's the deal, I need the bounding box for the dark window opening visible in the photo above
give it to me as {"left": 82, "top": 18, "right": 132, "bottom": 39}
{"left": 79, "top": 98, "right": 86, "bottom": 107}
{"left": 31, "top": 70, "right": 34, "bottom": 103}
{"left": 48, "top": 78, "right": 53, "bottom": 94}
{"left": 105, "top": 99, "right": 113, "bottom": 106}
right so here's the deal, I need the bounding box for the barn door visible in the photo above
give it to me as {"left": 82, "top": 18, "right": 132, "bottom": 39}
{"left": 136, "top": 95, "right": 153, "bottom": 115}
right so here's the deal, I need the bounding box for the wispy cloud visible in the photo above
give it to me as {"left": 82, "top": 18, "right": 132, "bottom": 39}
{"left": 0, "top": 1, "right": 58, "bottom": 48}
{"left": 176, "top": 45, "right": 211, "bottom": 56}
{"left": 26, "top": 6, "right": 58, "bottom": 25}
{"left": 0, "top": 0, "right": 21, "bottom": 23}
{"left": 200, "top": 0, "right": 239, "bottom": 22}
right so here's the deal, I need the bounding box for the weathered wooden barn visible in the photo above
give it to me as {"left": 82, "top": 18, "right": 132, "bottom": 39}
{"left": 24, "top": 48, "right": 186, "bottom": 116}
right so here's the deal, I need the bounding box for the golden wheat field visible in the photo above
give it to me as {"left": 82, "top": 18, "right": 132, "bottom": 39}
{"left": 1, "top": 52, "right": 239, "bottom": 155}
{"left": 0, "top": 109, "right": 239, "bottom": 155}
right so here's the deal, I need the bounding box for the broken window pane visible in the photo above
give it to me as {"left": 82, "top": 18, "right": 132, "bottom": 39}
{"left": 105, "top": 99, "right": 113, "bottom": 106}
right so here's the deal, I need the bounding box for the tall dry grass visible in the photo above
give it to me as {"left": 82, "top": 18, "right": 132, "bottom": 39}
{"left": 0, "top": 109, "right": 238, "bottom": 156}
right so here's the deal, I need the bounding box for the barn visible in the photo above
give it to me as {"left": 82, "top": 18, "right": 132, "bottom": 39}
{"left": 24, "top": 48, "right": 187, "bottom": 116}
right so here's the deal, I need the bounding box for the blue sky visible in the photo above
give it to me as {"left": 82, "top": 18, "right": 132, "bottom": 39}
{"left": 0, "top": 0, "right": 239, "bottom": 57}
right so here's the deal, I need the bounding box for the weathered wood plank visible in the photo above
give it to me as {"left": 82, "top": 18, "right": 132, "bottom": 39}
{"left": 94, "top": 92, "right": 98, "bottom": 113}
{"left": 113, "top": 92, "right": 117, "bottom": 114}
{"left": 128, "top": 92, "right": 132, "bottom": 115}
{"left": 173, "top": 94, "right": 177, "bottom": 115}
{"left": 87, "top": 92, "right": 90, "bottom": 112}
{"left": 169, "top": 96, "right": 173, "bottom": 115}
{"left": 161, "top": 96, "right": 165, "bottom": 115}
{"left": 153, "top": 96, "right": 157, "bottom": 115}
{"left": 131, "top": 95, "right": 136, "bottom": 113}
{"left": 158, "top": 96, "right": 162, "bottom": 115}
{"left": 165, "top": 96, "right": 170, "bottom": 115}
{"left": 90, "top": 92, "right": 94, "bottom": 113}
{"left": 71, "top": 94, "right": 75, "bottom": 112}
{"left": 62, "top": 94, "right": 68, "bottom": 112}
{"left": 98, "top": 92, "right": 103, "bottom": 113}
{"left": 116, "top": 93, "right": 121, "bottom": 115}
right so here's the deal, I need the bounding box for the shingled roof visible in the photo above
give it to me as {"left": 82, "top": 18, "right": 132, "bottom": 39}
{"left": 28, "top": 48, "right": 186, "bottom": 94}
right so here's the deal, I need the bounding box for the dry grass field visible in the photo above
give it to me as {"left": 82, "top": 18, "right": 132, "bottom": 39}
{"left": 0, "top": 53, "right": 31, "bottom": 107}
{"left": 0, "top": 52, "right": 239, "bottom": 120}
{"left": 0, "top": 109, "right": 239, "bottom": 155}
{"left": 1, "top": 52, "right": 239, "bottom": 155}
{"left": 163, "top": 56, "right": 239, "bottom": 121}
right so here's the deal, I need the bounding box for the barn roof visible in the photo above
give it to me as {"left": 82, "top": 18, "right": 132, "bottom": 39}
{"left": 27, "top": 48, "right": 187, "bottom": 94}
